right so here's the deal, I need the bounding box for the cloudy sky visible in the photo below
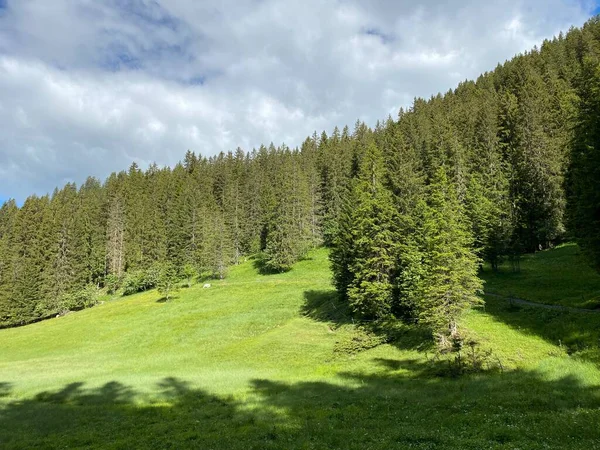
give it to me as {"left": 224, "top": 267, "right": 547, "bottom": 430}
{"left": 0, "top": 0, "right": 598, "bottom": 203}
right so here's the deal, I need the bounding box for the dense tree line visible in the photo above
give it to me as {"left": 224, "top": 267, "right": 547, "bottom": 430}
{"left": 2, "top": 18, "right": 600, "bottom": 340}
{"left": 0, "top": 145, "right": 321, "bottom": 326}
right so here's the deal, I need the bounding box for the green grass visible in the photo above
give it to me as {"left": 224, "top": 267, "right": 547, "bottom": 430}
{"left": 1, "top": 248, "right": 600, "bottom": 449}
{"left": 481, "top": 243, "right": 600, "bottom": 309}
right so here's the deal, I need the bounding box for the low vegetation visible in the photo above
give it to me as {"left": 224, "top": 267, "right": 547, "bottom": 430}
{"left": 482, "top": 243, "right": 600, "bottom": 309}
{"left": 1, "top": 248, "right": 599, "bottom": 449}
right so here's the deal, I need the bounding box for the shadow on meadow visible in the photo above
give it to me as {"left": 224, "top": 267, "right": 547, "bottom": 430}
{"left": 155, "top": 295, "right": 181, "bottom": 304}
{"left": 302, "top": 289, "right": 433, "bottom": 354}
{"left": 480, "top": 244, "right": 600, "bottom": 310}
{"left": 303, "top": 285, "right": 600, "bottom": 366}
{"left": 481, "top": 296, "right": 600, "bottom": 365}
{"left": 3, "top": 290, "right": 598, "bottom": 448}
{"left": 301, "top": 289, "right": 352, "bottom": 325}
{"left": 252, "top": 255, "right": 286, "bottom": 275}
{"left": 1, "top": 361, "right": 600, "bottom": 449}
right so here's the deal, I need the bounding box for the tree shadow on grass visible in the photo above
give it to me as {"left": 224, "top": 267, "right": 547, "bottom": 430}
{"left": 251, "top": 362, "right": 600, "bottom": 448}
{"left": 481, "top": 296, "right": 600, "bottom": 365}
{"left": 301, "top": 289, "right": 352, "bottom": 325}
{"left": 156, "top": 295, "right": 181, "bottom": 304}
{"left": 0, "top": 382, "right": 12, "bottom": 398}
{"left": 302, "top": 289, "right": 433, "bottom": 353}
{"left": 301, "top": 289, "right": 600, "bottom": 365}
{"left": 251, "top": 255, "right": 291, "bottom": 275}
{"left": 1, "top": 363, "right": 599, "bottom": 449}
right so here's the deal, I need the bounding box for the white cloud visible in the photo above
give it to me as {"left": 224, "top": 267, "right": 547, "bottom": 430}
{"left": 0, "top": 0, "right": 595, "bottom": 201}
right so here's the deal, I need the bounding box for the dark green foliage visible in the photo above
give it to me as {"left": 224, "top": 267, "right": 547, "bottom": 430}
{"left": 182, "top": 264, "right": 196, "bottom": 288}
{"left": 122, "top": 264, "right": 162, "bottom": 296}
{"left": 58, "top": 285, "right": 99, "bottom": 314}
{"left": 157, "top": 263, "right": 179, "bottom": 302}
{"left": 8, "top": 195, "right": 51, "bottom": 324}
{"left": 121, "top": 271, "right": 146, "bottom": 296}
{"left": 104, "top": 274, "right": 120, "bottom": 295}
{"left": 262, "top": 150, "right": 313, "bottom": 273}
{"left": 332, "top": 140, "right": 399, "bottom": 319}
{"left": 3, "top": 18, "right": 600, "bottom": 330}
{"left": 320, "top": 128, "right": 352, "bottom": 246}
{"left": 333, "top": 327, "right": 388, "bottom": 356}
{"left": 465, "top": 174, "right": 511, "bottom": 270}
{"left": 567, "top": 56, "right": 600, "bottom": 270}
{"left": 404, "top": 168, "right": 483, "bottom": 341}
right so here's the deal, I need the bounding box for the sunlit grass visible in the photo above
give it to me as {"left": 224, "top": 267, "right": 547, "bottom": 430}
{"left": 1, "top": 247, "right": 599, "bottom": 449}
{"left": 481, "top": 243, "right": 600, "bottom": 309}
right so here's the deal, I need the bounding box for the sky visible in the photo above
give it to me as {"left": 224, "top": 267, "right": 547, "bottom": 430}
{"left": 0, "top": 0, "right": 598, "bottom": 204}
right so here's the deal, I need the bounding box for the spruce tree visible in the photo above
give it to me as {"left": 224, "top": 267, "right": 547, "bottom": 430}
{"left": 408, "top": 168, "right": 483, "bottom": 343}
{"left": 10, "top": 195, "right": 51, "bottom": 323}
{"left": 157, "top": 262, "right": 179, "bottom": 302}
{"left": 262, "top": 149, "right": 312, "bottom": 272}
{"left": 76, "top": 177, "right": 107, "bottom": 286}
{"left": 0, "top": 200, "right": 19, "bottom": 325}
{"left": 332, "top": 140, "right": 398, "bottom": 319}
{"left": 568, "top": 57, "right": 600, "bottom": 270}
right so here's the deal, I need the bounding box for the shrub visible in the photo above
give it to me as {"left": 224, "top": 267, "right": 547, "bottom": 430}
{"left": 182, "top": 263, "right": 196, "bottom": 288}
{"left": 333, "top": 326, "right": 388, "bottom": 356}
{"left": 122, "top": 263, "right": 168, "bottom": 296}
{"left": 105, "top": 273, "right": 121, "bottom": 295}
{"left": 143, "top": 263, "right": 162, "bottom": 290}
{"left": 157, "top": 263, "right": 180, "bottom": 301}
{"left": 122, "top": 270, "right": 145, "bottom": 296}
{"left": 58, "top": 285, "right": 99, "bottom": 313}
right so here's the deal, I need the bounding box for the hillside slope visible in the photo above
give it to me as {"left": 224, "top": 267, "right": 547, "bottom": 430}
{"left": 482, "top": 243, "right": 600, "bottom": 309}
{"left": 1, "top": 248, "right": 600, "bottom": 449}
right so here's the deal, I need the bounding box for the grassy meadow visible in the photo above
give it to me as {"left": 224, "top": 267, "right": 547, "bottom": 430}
{"left": 482, "top": 243, "right": 600, "bottom": 309}
{"left": 1, "top": 247, "right": 600, "bottom": 449}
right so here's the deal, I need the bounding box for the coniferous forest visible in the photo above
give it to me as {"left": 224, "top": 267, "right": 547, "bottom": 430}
{"left": 2, "top": 17, "right": 600, "bottom": 348}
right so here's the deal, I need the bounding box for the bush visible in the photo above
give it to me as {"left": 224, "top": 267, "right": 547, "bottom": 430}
{"left": 122, "top": 263, "right": 166, "bottom": 296}
{"left": 182, "top": 263, "right": 196, "bottom": 288}
{"left": 105, "top": 273, "right": 121, "bottom": 295}
{"left": 58, "top": 285, "right": 99, "bottom": 314}
{"left": 157, "top": 263, "right": 180, "bottom": 301}
{"left": 333, "top": 326, "right": 388, "bottom": 356}
{"left": 122, "top": 271, "right": 146, "bottom": 296}
{"left": 429, "top": 335, "right": 502, "bottom": 377}
{"left": 144, "top": 263, "right": 162, "bottom": 290}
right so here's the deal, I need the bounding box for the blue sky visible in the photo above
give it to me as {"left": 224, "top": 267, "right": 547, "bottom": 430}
{"left": 0, "top": 0, "right": 599, "bottom": 204}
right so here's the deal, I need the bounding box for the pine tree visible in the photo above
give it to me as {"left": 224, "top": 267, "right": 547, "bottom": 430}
{"left": 0, "top": 200, "right": 19, "bottom": 325}
{"left": 45, "top": 184, "right": 79, "bottom": 310}
{"left": 10, "top": 195, "right": 51, "bottom": 323}
{"left": 332, "top": 140, "right": 398, "bottom": 319}
{"left": 567, "top": 56, "right": 600, "bottom": 270}
{"left": 106, "top": 195, "right": 126, "bottom": 278}
{"left": 320, "top": 127, "right": 352, "bottom": 246}
{"left": 197, "top": 202, "right": 234, "bottom": 279}
{"left": 408, "top": 168, "right": 483, "bottom": 343}
{"left": 262, "top": 148, "right": 312, "bottom": 272}
{"left": 466, "top": 87, "right": 512, "bottom": 270}
{"left": 76, "top": 177, "right": 107, "bottom": 286}
{"left": 157, "top": 262, "right": 179, "bottom": 302}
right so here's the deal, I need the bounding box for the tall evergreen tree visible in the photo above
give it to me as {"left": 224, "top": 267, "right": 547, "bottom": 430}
{"left": 0, "top": 200, "right": 19, "bottom": 325}
{"left": 331, "top": 140, "right": 398, "bottom": 319}
{"left": 404, "top": 168, "right": 483, "bottom": 342}
{"left": 567, "top": 56, "right": 600, "bottom": 270}
{"left": 262, "top": 149, "right": 312, "bottom": 272}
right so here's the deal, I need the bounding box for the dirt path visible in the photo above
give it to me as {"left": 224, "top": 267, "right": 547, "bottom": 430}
{"left": 484, "top": 292, "right": 600, "bottom": 314}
